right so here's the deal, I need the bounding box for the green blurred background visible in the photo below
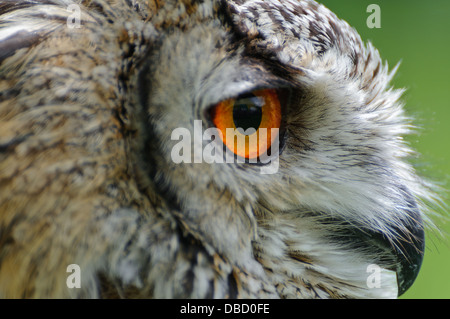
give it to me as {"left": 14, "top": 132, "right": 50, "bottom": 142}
{"left": 319, "top": 0, "right": 450, "bottom": 299}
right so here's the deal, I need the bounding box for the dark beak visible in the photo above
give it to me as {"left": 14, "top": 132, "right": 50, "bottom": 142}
{"left": 392, "top": 205, "right": 425, "bottom": 296}
{"left": 362, "top": 187, "right": 425, "bottom": 296}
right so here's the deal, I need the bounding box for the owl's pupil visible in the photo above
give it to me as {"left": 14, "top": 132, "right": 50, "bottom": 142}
{"left": 232, "top": 94, "right": 263, "bottom": 134}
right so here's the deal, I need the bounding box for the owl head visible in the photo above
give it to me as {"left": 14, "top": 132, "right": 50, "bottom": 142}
{"left": 135, "top": 0, "right": 439, "bottom": 297}
{"left": 0, "top": 0, "right": 440, "bottom": 298}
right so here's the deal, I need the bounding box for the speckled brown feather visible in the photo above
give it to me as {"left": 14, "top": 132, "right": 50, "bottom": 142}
{"left": 0, "top": 0, "right": 436, "bottom": 298}
{"left": 0, "top": 0, "right": 278, "bottom": 298}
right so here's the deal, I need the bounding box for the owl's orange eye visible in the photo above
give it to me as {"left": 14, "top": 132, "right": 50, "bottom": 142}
{"left": 211, "top": 88, "right": 281, "bottom": 160}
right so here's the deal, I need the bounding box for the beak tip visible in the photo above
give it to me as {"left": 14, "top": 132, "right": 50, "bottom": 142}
{"left": 396, "top": 220, "right": 426, "bottom": 296}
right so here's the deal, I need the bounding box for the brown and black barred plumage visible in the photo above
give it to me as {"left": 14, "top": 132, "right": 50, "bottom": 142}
{"left": 0, "top": 0, "right": 439, "bottom": 298}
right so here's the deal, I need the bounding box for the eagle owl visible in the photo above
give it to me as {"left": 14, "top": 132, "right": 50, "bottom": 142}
{"left": 0, "top": 0, "right": 437, "bottom": 298}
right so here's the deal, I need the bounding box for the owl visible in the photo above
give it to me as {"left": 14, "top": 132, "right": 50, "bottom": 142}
{"left": 0, "top": 0, "right": 438, "bottom": 298}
